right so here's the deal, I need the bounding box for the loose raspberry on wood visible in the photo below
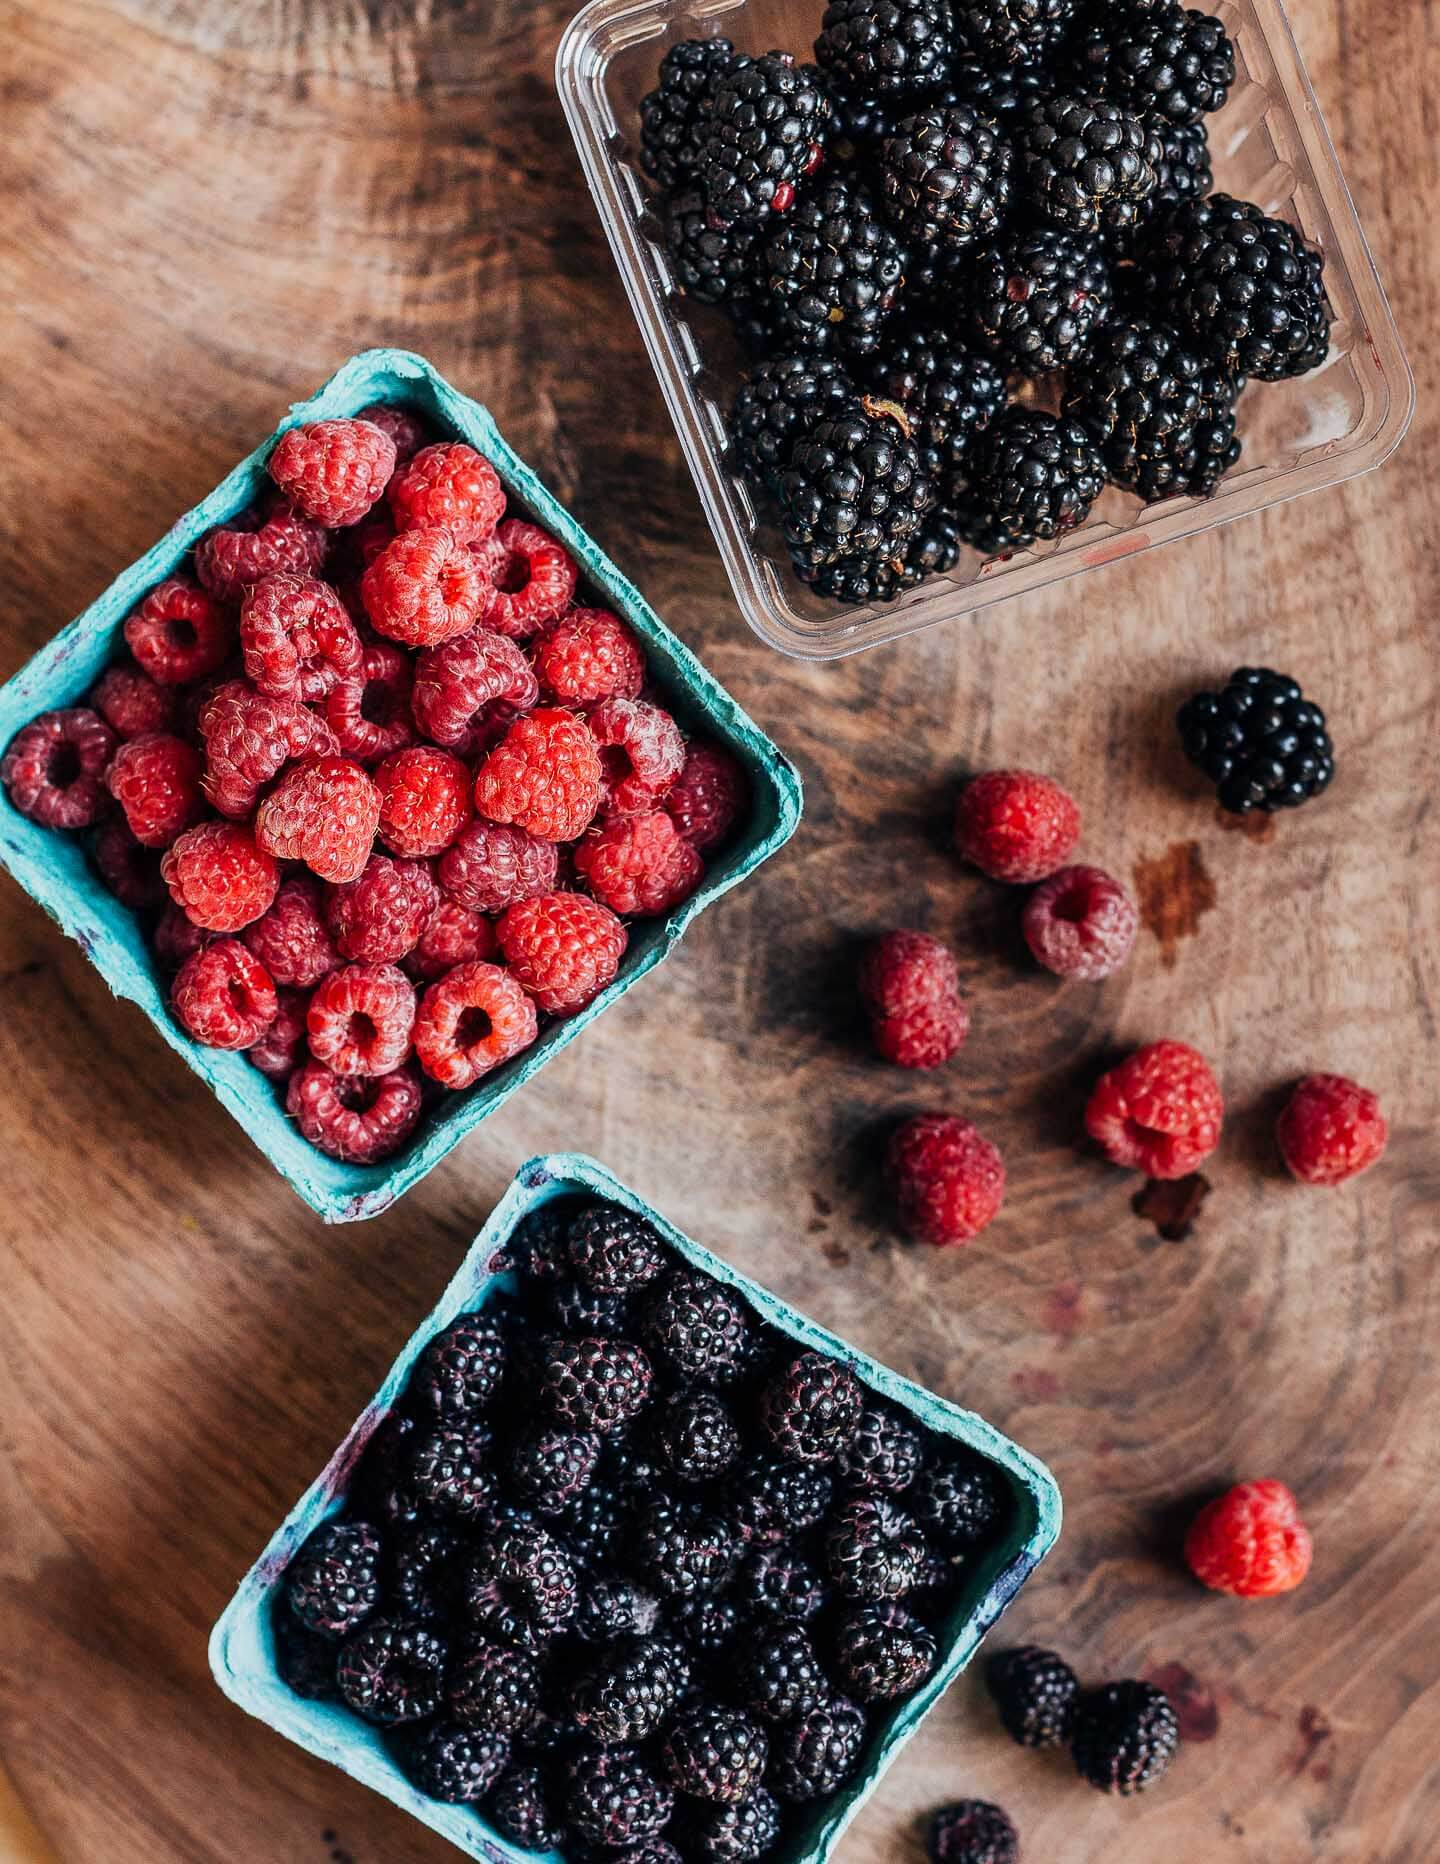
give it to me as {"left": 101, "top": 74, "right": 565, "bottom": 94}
{"left": 954, "top": 768, "right": 1081, "bottom": 882}
{"left": 1276, "top": 1072, "right": 1388, "bottom": 1186}
{"left": 886, "top": 1112, "right": 1005, "bottom": 1244}
{"left": 1085, "top": 1038, "right": 1223, "bottom": 1178}
{"left": 1184, "top": 1478, "right": 1313, "bottom": 1598}
{"left": 1022, "top": 863, "right": 1138, "bottom": 979}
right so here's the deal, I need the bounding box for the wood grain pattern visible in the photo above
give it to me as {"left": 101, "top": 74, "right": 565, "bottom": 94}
{"left": 0, "top": 0, "right": 1436, "bottom": 1859}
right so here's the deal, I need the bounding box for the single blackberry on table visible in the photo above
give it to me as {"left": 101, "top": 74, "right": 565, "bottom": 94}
{"left": 833, "top": 1603, "right": 938, "bottom": 1700}
{"left": 683, "top": 1787, "right": 783, "bottom": 1861}
{"left": 549, "top": 1277, "right": 630, "bottom": 1336}
{"left": 762, "top": 177, "right": 908, "bottom": 358}
{"left": 770, "top": 1696, "right": 868, "bottom": 1800}
{"left": 1071, "top": 1679, "right": 1180, "bottom": 1793}
{"left": 1068, "top": 2, "right": 1235, "bottom": 126}
{"left": 878, "top": 105, "right": 1012, "bottom": 250}
{"left": 641, "top": 37, "right": 741, "bottom": 191}
{"left": 654, "top": 1391, "right": 742, "bottom": 1485}
{"left": 336, "top": 1616, "right": 448, "bottom": 1724}
{"left": 400, "top": 1719, "right": 509, "bottom": 1804}
{"left": 274, "top": 1613, "right": 340, "bottom": 1700}
{"left": 664, "top": 189, "right": 767, "bottom": 307}
{"left": 561, "top": 1482, "right": 632, "bottom": 1571}
{"left": 911, "top": 1453, "right": 1009, "bottom": 1549}
{"left": 507, "top": 1425, "right": 602, "bottom": 1515}
{"left": 927, "top": 1798, "right": 1019, "bottom": 1864}
{"left": 573, "top": 1576, "right": 661, "bottom": 1644}
{"left": 1015, "top": 94, "right": 1162, "bottom": 234}
{"left": 573, "top": 1636, "right": 691, "bottom": 1745}
{"left": 488, "top": 1763, "right": 568, "bottom": 1851}
{"left": 813, "top": 0, "right": 956, "bottom": 100}
{"left": 968, "top": 227, "right": 1113, "bottom": 372}
{"left": 953, "top": 0, "right": 1076, "bottom": 64}
{"left": 779, "top": 396, "right": 935, "bottom": 575}
{"left": 698, "top": 52, "right": 831, "bottom": 223}
{"left": 567, "top": 1202, "right": 668, "bottom": 1295}
{"left": 826, "top": 1496, "right": 927, "bottom": 1599}
{"left": 803, "top": 506, "right": 960, "bottom": 603}
{"left": 729, "top": 352, "right": 854, "bottom": 492}
{"left": 945, "top": 56, "right": 1049, "bottom": 121}
{"left": 636, "top": 1503, "right": 744, "bottom": 1599}
{"left": 867, "top": 327, "right": 1005, "bottom": 483}
{"left": 1063, "top": 316, "right": 1242, "bottom": 499}
{"left": 409, "top": 1422, "right": 497, "bottom": 1520}
{"left": 541, "top": 1336, "right": 654, "bottom": 1434}
{"left": 737, "top": 1545, "right": 829, "bottom": 1622}
{"left": 758, "top": 1350, "right": 865, "bottom": 1463}
{"left": 985, "top": 1644, "right": 1080, "bottom": 1747}
{"left": 1177, "top": 666, "right": 1335, "bottom": 813}
{"left": 285, "top": 1520, "right": 382, "bottom": 1637}
{"left": 465, "top": 1520, "right": 579, "bottom": 1649}
{"left": 449, "top": 1637, "right": 543, "bottom": 1735}
{"left": 739, "top": 1623, "right": 830, "bottom": 1724}
{"left": 836, "top": 1405, "right": 923, "bottom": 1493}
{"left": 414, "top": 1310, "right": 506, "bottom": 1419}
{"left": 388, "top": 1519, "right": 462, "bottom": 1623}
{"left": 672, "top": 1592, "right": 743, "bottom": 1659}
{"left": 1138, "top": 194, "right": 1331, "bottom": 380}
{"left": 663, "top": 1701, "right": 770, "bottom": 1802}
{"left": 567, "top": 1747, "right": 675, "bottom": 1849}
{"left": 966, "top": 408, "right": 1106, "bottom": 545}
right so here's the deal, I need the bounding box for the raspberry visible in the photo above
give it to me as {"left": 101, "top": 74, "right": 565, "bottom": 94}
{"left": 307, "top": 962, "right": 417, "bottom": 1076}
{"left": 92, "top": 820, "right": 165, "bottom": 909}
{"left": 374, "top": 746, "right": 472, "bottom": 858}
{"left": 1085, "top": 1038, "right": 1223, "bottom": 1178}
{"left": 476, "top": 709, "right": 603, "bottom": 843}
{"left": 239, "top": 574, "right": 362, "bottom": 701}
{"left": 438, "top": 820, "right": 559, "bottom": 913}
{"left": 362, "top": 525, "right": 486, "bottom": 647}
{"left": 1023, "top": 863, "right": 1138, "bottom": 980}
{"left": 103, "top": 733, "right": 204, "bottom": 848}
{"left": 411, "top": 627, "right": 539, "bottom": 756}
{"left": 286, "top": 1058, "right": 425, "bottom": 1162}
{"left": 161, "top": 819, "right": 279, "bottom": 932}
{"left": 886, "top": 1113, "right": 1006, "bottom": 1245}
{"left": 325, "top": 852, "right": 439, "bottom": 962}
{"left": 356, "top": 403, "right": 432, "bottom": 465}
{"left": 194, "top": 499, "right": 328, "bottom": 603}
{"left": 324, "top": 641, "right": 417, "bottom": 764}
{"left": 413, "top": 960, "right": 539, "bottom": 1088}
{"left": 587, "top": 698, "right": 686, "bottom": 815}
{"left": 89, "top": 661, "right": 178, "bottom": 739}
{"left": 248, "top": 986, "right": 310, "bottom": 1080}
{"left": 497, "top": 891, "right": 628, "bottom": 1015}
{"left": 533, "top": 607, "right": 645, "bottom": 703}
{"left": 269, "top": 417, "right": 397, "bottom": 528}
{"left": 954, "top": 768, "right": 1081, "bottom": 883}
{"left": 198, "top": 678, "right": 336, "bottom": 819}
{"left": 664, "top": 742, "right": 749, "bottom": 854}
{"left": 1276, "top": 1072, "right": 1388, "bottom": 1186}
{"left": 388, "top": 441, "right": 506, "bottom": 544}
{"left": 171, "top": 938, "right": 278, "bottom": 1048}
{"left": 1184, "top": 1478, "right": 1313, "bottom": 1598}
{"left": 575, "top": 811, "right": 704, "bottom": 917}
{"left": 123, "top": 578, "right": 234, "bottom": 687}
{"left": 255, "top": 756, "right": 381, "bottom": 884}
{"left": 2, "top": 708, "right": 117, "bottom": 829}
{"left": 405, "top": 898, "right": 498, "bottom": 981}
{"left": 859, "top": 929, "right": 969, "bottom": 1070}
{"left": 153, "top": 901, "right": 212, "bottom": 972}
{"left": 241, "top": 875, "right": 339, "bottom": 987}
{"left": 473, "top": 520, "right": 580, "bottom": 639}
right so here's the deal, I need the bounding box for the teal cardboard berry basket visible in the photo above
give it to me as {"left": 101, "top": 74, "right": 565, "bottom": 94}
{"left": 209, "top": 1153, "right": 1063, "bottom": 1864}
{"left": 0, "top": 351, "right": 802, "bottom": 1222}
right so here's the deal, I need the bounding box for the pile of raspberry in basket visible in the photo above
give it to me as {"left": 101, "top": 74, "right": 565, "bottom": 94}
{"left": 1, "top": 410, "right": 750, "bottom": 1165}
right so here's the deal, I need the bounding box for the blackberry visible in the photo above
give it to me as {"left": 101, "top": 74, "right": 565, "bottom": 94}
{"left": 414, "top": 1311, "right": 506, "bottom": 1420}
{"left": 350, "top": 1410, "right": 421, "bottom": 1529}
{"left": 825, "top": 1496, "right": 927, "bottom": 1599}
{"left": 542, "top": 1337, "right": 654, "bottom": 1434}
{"left": 985, "top": 1644, "right": 1079, "bottom": 1747}
{"left": 1152, "top": 118, "right": 1211, "bottom": 207}
{"left": 683, "top": 1788, "right": 782, "bottom": 1861}
{"left": 867, "top": 329, "right": 1005, "bottom": 484}
{"left": 945, "top": 57, "right": 1049, "bottom": 122}
{"left": 654, "top": 1391, "right": 742, "bottom": 1484}
{"left": 878, "top": 105, "right": 1011, "bottom": 250}
{"left": 567, "top": 1747, "right": 676, "bottom": 1849}
{"left": 762, "top": 177, "right": 908, "bottom": 358}
{"left": 698, "top": 53, "right": 830, "bottom": 224}
{"left": 549, "top": 1276, "right": 629, "bottom": 1335}
{"left": 508, "top": 1426, "right": 602, "bottom": 1515}
{"left": 410, "top": 1422, "right": 497, "bottom": 1520}
{"left": 1063, "top": 317, "right": 1242, "bottom": 499}
{"left": 642, "top": 1272, "right": 756, "bottom": 1388}
{"left": 730, "top": 352, "right": 854, "bottom": 493}
{"left": 927, "top": 1798, "right": 1019, "bottom": 1864}
{"left": 562, "top": 1482, "right": 632, "bottom": 1571}
{"left": 274, "top": 1613, "right": 339, "bottom": 1700}
{"left": 665, "top": 189, "right": 766, "bottom": 307}
{"left": 966, "top": 408, "right": 1105, "bottom": 545}
{"left": 284, "top": 1520, "right": 381, "bottom": 1638}
{"left": 636, "top": 1503, "right": 743, "bottom": 1599}
{"left": 573, "top": 1576, "right": 661, "bottom": 1644}
{"left": 488, "top": 1763, "right": 567, "bottom": 1851}
{"left": 769, "top": 1696, "right": 868, "bottom": 1800}
{"left": 835, "top": 1405, "right": 923, "bottom": 1493}
{"left": 834, "top": 1603, "right": 938, "bottom": 1699}
{"left": 465, "top": 1520, "right": 579, "bottom": 1648}
{"left": 603, "top": 1432, "right": 666, "bottom": 1495}
{"left": 911, "top": 1453, "right": 1008, "bottom": 1549}
{"left": 1177, "top": 666, "right": 1335, "bottom": 813}
{"left": 737, "top": 1545, "right": 829, "bottom": 1622}
{"left": 813, "top": 0, "right": 956, "bottom": 100}
{"left": 968, "top": 228, "right": 1113, "bottom": 372}
{"left": 389, "top": 1519, "right": 461, "bottom": 1623}
{"left": 952, "top": 486, "right": 1030, "bottom": 555}
{"left": 663, "top": 1701, "right": 770, "bottom": 1802}
{"left": 573, "top": 1637, "right": 691, "bottom": 1745}
{"left": 779, "top": 396, "right": 934, "bottom": 575}
{"left": 1139, "top": 195, "right": 1331, "bottom": 380}
{"left": 449, "top": 1637, "right": 542, "bottom": 1735}
{"left": 739, "top": 1623, "right": 829, "bottom": 1723}
{"left": 1015, "top": 94, "right": 1161, "bottom": 235}
{"left": 1071, "top": 1679, "right": 1180, "bottom": 1793}
{"left": 641, "top": 37, "right": 740, "bottom": 191}
{"left": 1068, "top": 3, "right": 1235, "bottom": 126}
{"left": 758, "top": 1350, "right": 865, "bottom": 1463}
{"left": 568, "top": 1202, "right": 667, "bottom": 1295}
{"left": 804, "top": 506, "right": 960, "bottom": 604}
{"left": 671, "top": 1593, "right": 743, "bottom": 1659}
{"left": 952, "top": 0, "right": 1076, "bottom": 65}
{"left": 336, "top": 1616, "right": 447, "bottom": 1724}
{"left": 507, "top": 1202, "right": 571, "bottom": 1282}
{"left": 400, "top": 1720, "right": 509, "bottom": 1804}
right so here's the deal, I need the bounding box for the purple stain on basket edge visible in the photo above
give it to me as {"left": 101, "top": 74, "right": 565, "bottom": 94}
{"left": 320, "top": 1404, "right": 387, "bottom": 1502}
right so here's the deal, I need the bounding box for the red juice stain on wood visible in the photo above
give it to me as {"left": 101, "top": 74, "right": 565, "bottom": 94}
{"left": 1215, "top": 804, "right": 1276, "bottom": 843}
{"left": 1288, "top": 1704, "right": 1334, "bottom": 1776}
{"left": 1012, "top": 1367, "right": 1062, "bottom": 1403}
{"left": 1133, "top": 1171, "right": 1212, "bottom": 1241}
{"left": 1143, "top": 1661, "right": 1220, "bottom": 1742}
{"left": 1132, "top": 841, "right": 1218, "bottom": 967}
{"left": 1043, "top": 1279, "right": 1084, "bottom": 1345}
{"left": 820, "top": 1236, "right": 851, "bottom": 1267}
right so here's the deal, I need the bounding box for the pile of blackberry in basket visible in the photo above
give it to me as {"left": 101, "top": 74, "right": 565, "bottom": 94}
{"left": 638, "top": 0, "right": 1331, "bottom": 603}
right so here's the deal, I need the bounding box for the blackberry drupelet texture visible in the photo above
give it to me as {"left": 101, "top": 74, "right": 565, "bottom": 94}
{"left": 642, "top": 1271, "right": 755, "bottom": 1386}
{"left": 399, "top": 1720, "right": 509, "bottom": 1804}
{"left": 572, "top": 1636, "right": 691, "bottom": 1745}
{"left": 665, "top": 189, "right": 766, "bottom": 307}
{"left": 1015, "top": 94, "right": 1162, "bottom": 234}
{"left": 927, "top": 1798, "right": 1020, "bottom": 1864}
{"left": 335, "top": 1616, "right": 448, "bottom": 1724}
{"left": 770, "top": 1696, "right": 868, "bottom": 1800}
{"left": 730, "top": 351, "right": 854, "bottom": 492}
{"left": 834, "top": 1603, "right": 939, "bottom": 1699}
{"left": 698, "top": 52, "right": 831, "bottom": 223}
{"left": 762, "top": 177, "right": 908, "bottom": 357}
{"left": 986, "top": 1644, "right": 1080, "bottom": 1746}
{"left": 567, "top": 1202, "right": 667, "bottom": 1295}
{"left": 284, "top": 1521, "right": 382, "bottom": 1638}
{"left": 952, "top": 0, "right": 1076, "bottom": 65}
{"left": 1069, "top": 2, "right": 1235, "bottom": 125}
{"left": 662, "top": 1701, "right": 770, "bottom": 1802}
{"left": 967, "top": 408, "right": 1106, "bottom": 545}
{"left": 1177, "top": 666, "right": 1335, "bottom": 812}
{"left": 814, "top": 0, "right": 957, "bottom": 99}
{"left": 760, "top": 1351, "right": 865, "bottom": 1463}
{"left": 777, "top": 396, "right": 934, "bottom": 574}
{"left": 968, "top": 228, "right": 1114, "bottom": 373}
{"left": 867, "top": 326, "right": 1006, "bottom": 484}
{"left": 641, "top": 37, "right": 741, "bottom": 190}
{"left": 878, "top": 105, "right": 1012, "bottom": 250}
{"left": 739, "top": 1623, "right": 830, "bottom": 1723}
{"left": 1071, "top": 1679, "right": 1180, "bottom": 1793}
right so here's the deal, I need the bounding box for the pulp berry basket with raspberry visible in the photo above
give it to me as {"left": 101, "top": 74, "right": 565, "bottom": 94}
{"left": 209, "top": 1153, "right": 1062, "bottom": 1864}
{"left": 0, "top": 351, "right": 802, "bottom": 1221}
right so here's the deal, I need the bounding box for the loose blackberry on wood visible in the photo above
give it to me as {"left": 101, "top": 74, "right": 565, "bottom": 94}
{"left": 1071, "top": 1679, "right": 1180, "bottom": 1793}
{"left": 814, "top": 0, "right": 957, "bottom": 100}
{"left": 698, "top": 52, "right": 831, "bottom": 223}
{"left": 641, "top": 37, "right": 741, "bottom": 191}
{"left": 968, "top": 227, "right": 1113, "bottom": 372}
{"left": 1015, "top": 94, "right": 1162, "bottom": 234}
{"left": 927, "top": 1798, "right": 1019, "bottom": 1864}
{"left": 985, "top": 1644, "right": 1080, "bottom": 1747}
{"left": 1177, "top": 666, "right": 1335, "bottom": 813}
{"left": 878, "top": 105, "right": 1012, "bottom": 250}
{"left": 762, "top": 177, "right": 908, "bottom": 358}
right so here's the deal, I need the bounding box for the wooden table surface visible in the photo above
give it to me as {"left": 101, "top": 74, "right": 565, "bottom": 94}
{"left": 1, "top": 1, "right": 1435, "bottom": 1860}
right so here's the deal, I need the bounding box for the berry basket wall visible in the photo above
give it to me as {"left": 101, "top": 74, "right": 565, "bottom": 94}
{"left": 0, "top": 351, "right": 802, "bottom": 1222}
{"left": 556, "top": 0, "right": 1413, "bottom": 660}
{"left": 209, "top": 1152, "right": 1063, "bottom": 1863}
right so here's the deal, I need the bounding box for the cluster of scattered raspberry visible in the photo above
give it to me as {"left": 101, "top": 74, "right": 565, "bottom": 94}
{"left": 0, "top": 410, "right": 750, "bottom": 1164}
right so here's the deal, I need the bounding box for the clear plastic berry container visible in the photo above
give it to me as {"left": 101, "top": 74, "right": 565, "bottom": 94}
{"left": 211, "top": 1151, "right": 1062, "bottom": 1863}
{"left": 556, "top": 0, "right": 1413, "bottom": 660}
